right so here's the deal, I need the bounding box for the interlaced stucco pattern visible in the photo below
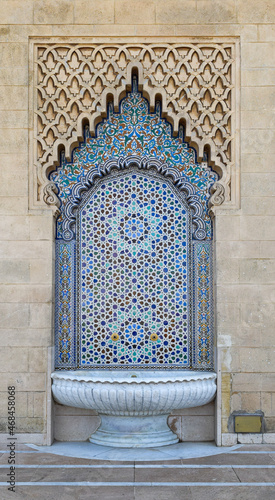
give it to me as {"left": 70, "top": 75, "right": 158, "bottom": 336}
{"left": 31, "top": 41, "right": 237, "bottom": 211}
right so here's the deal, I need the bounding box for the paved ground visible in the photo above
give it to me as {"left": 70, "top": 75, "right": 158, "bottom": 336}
{"left": 0, "top": 443, "right": 275, "bottom": 499}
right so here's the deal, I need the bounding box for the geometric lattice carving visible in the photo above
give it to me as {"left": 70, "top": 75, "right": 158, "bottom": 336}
{"left": 31, "top": 41, "right": 238, "bottom": 211}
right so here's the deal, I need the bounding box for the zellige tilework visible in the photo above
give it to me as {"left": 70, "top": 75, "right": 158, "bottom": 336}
{"left": 53, "top": 84, "right": 216, "bottom": 370}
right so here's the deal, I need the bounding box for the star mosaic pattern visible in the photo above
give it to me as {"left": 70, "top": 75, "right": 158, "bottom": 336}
{"left": 78, "top": 171, "right": 191, "bottom": 367}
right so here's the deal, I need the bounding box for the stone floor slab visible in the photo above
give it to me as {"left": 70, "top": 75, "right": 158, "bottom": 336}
{"left": 232, "top": 467, "right": 275, "bottom": 483}
{"left": 135, "top": 466, "right": 239, "bottom": 482}
{"left": 0, "top": 485, "right": 135, "bottom": 500}
{"left": 189, "top": 486, "right": 275, "bottom": 500}
{"left": 134, "top": 485, "right": 193, "bottom": 499}
{"left": 20, "top": 466, "right": 134, "bottom": 483}
{"left": 183, "top": 452, "right": 275, "bottom": 465}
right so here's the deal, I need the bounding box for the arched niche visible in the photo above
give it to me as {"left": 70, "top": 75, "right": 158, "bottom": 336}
{"left": 52, "top": 83, "right": 216, "bottom": 372}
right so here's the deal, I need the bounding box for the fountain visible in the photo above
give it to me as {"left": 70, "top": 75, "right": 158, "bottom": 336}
{"left": 51, "top": 88, "right": 217, "bottom": 447}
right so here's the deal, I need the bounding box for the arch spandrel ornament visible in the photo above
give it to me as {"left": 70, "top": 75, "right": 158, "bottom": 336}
{"left": 30, "top": 39, "right": 239, "bottom": 213}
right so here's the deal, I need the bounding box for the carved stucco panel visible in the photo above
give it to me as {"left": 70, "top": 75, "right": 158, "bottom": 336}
{"left": 29, "top": 40, "right": 239, "bottom": 213}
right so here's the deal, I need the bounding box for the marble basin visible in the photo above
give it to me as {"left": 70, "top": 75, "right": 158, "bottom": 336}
{"left": 51, "top": 370, "right": 217, "bottom": 448}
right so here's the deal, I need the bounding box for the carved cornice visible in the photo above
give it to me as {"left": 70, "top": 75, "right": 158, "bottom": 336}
{"left": 30, "top": 40, "right": 239, "bottom": 211}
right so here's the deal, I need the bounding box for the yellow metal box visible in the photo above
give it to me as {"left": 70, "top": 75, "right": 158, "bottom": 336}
{"left": 234, "top": 415, "right": 262, "bottom": 433}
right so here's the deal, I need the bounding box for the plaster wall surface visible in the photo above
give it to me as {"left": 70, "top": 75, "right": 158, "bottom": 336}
{"left": 0, "top": 0, "right": 274, "bottom": 445}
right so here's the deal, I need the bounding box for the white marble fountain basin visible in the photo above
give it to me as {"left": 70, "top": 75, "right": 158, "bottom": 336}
{"left": 51, "top": 370, "right": 217, "bottom": 448}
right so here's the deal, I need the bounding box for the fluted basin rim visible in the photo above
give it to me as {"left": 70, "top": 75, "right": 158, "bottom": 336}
{"left": 51, "top": 370, "right": 216, "bottom": 385}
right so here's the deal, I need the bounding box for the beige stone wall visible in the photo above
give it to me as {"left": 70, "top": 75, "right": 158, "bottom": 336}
{"left": 0, "top": 0, "right": 274, "bottom": 444}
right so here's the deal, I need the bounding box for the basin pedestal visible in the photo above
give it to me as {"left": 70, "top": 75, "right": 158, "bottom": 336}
{"left": 90, "top": 414, "right": 178, "bottom": 448}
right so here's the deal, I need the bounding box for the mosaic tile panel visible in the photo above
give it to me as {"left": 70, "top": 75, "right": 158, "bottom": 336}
{"left": 192, "top": 241, "right": 214, "bottom": 369}
{"left": 55, "top": 240, "right": 76, "bottom": 368}
{"left": 77, "top": 170, "right": 191, "bottom": 368}
{"left": 51, "top": 88, "right": 217, "bottom": 241}
{"left": 53, "top": 84, "right": 216, "bottom": 371}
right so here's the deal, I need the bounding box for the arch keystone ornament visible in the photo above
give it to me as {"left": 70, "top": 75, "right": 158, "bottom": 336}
{"left": 29, "top": 39, "right": 240, "bottom": 214}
